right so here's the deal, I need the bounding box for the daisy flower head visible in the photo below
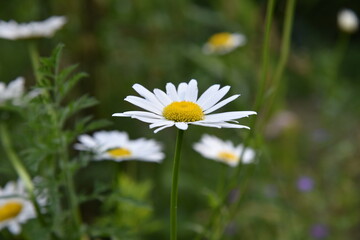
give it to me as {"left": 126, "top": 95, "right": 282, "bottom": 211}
{"left": 113, "top": 79, "right": 256, "bottom": 133}
{"left": 0, "top": 180, "right": 37, "bottom": 235}
{"left": 74, "top": 130, "right": 164, "bottom": 162}
{"left": 338, "top": 9, "right": 358, "bottom": 33}
{"left": 203, "top": 32, "right": 246, "bottom": 55}
{"left": 0, "top": 16, "right": 67, "bottom": 40}
{"left": 0, "top": 77, "right": 40, "bottom": 107}
{"left": 193, "top": 134, "right": 255, "bottom": 167}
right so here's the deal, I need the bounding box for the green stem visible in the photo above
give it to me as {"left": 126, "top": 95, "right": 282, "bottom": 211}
{"left": 254, "top": 0, "right": 276, "bottom": 112}
{"left": 28, "top": 41, "right": 42, "bottom": 84}
{"left": 170, "top": 129, "right": 184, "bottom": 240}
{"left": 0, "top": 122, "right": 46, "bottom": 226}
{"left": 263, "top": 0, "right": 296, "bottom": 120}
{"left": 214, "top": 0, "right": 297, "bottom": 237}
{"left": 59, "top": 133, "right": 82, "bottom": 233}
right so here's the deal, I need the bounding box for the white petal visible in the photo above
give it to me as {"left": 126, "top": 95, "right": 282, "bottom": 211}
{"left": 154, "top": 123, "right": 175, "bottom": 133}
{"left": 125, "top": 96, "right": 162, "bottom": 115}
{"left": 185, "top": 79, "right": 198, "bottom": 102}
{"left": 189, "top": 122, "right": 222, "bottom": 128}
{"left": 133, "top": 84, "right": 164, "bottom": 109}
{"left": 215, "top": 122, "right": 250, "bottom": 129}
{"left": 203, "top": 94, "right": 240, "bottom": 114}
{"left": 130, "top": 116, "right": 164, "bottom": 123}
{"left": 154, "top": 88, "right": 172, "bottom": 106}
{"left": 196, "top": 84, "right": 220, "bottom": 107}
{"left": 166, "top": 83, "right": 180, "bottom": 101}
{"left": 204, "top": 111, "right": 257, "bottom": 122}
{"left": 120, "top": 111, "right": 163, "bottom": 119}
{"left": 201, "top": 86, "right": 231, "bottom": 111}
{"left": 112, "top": 113, "right": 127, "bottom": 117}
{"left": 175, "top": 122, "right": 188, "bottom": 130}
{"left": 149, "top": 120, "right": 174, "bottom": 129}
{"left": 177, "top": 82, "right": 188, "bottom": 100}
{"left": 8, "top": 222, "right": 21, "bottom": 235}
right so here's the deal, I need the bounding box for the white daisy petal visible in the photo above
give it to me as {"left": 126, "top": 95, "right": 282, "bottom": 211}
{"left": 185, "top": 79, "right": 198, "bottom": 102}
{"left": 204, "top": 111, "right": 257, "bottom": 122}
{"left": 166, "top": 82, "right": 180, "bottom": 101}
{"left": 204, "top": 94, "right": 240, "bottom": 114}
{"left": 215, "top": 123, "right": 250, "bottom": 129}
{"left": 175, "top": 122, "right": 188, "bottom": 130}
{"left": 196, "top": 84, "right": 220, "bottom": 107}
{"left": 120, "top": 111, "right": 163, "bottom": 119}
{"left": 130, "top": 116, "right": 164, "bottom": 123}
{"left": 177, "top": 82, "right": 188, "bottom": 100}
{"left": 190, "top": 122, "right": 222, "bottom": 128}
{"left": 125, "top": 96, "right": 162, "bottom": 115}
{"left": 112, "top": 113, "right": 127, "bottom": 117}
{"left": 132, "top": 84, "right": 164, "bottom": 109}
{"left": 154, "top": 88, "right": 172, "bottom": 106}
{"left": 201, "top": 85, "right": 231, "bottom": 111}
{"left": 149, "top": 120, "right": 174, "bottom": 129}
{"left": 154, "top": 123, "right": 175, "bottom": 133}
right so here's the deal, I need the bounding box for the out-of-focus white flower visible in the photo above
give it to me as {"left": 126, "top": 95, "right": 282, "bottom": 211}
{"left": 203, "top": 32, "right": 246, "bottom": 55}
{"left": 0, "top": 77, "right": 40, "bottom": 107}
{"left": 0, "top": 180, "right": 37, "bottom": 235}
{"left": 337, "top": 9, "right": 358, "bottom": 33}
{"left": 75, "top": 130, "right": 165, "bottom": 162}
{"left": 0, "top": 16, "right": 67, "bottom": 40}
{"left": 193, "top": 134, "right": 255, "bottom": 167}
{"left": 113, "top": 79, "right": 256, "bottom": 133}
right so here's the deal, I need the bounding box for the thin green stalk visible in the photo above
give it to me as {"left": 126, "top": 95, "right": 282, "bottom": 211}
{"left": 170, "top": 129, "right": 184, "bottom": 240}
{"left": 195, "top": 1, "right": 276, "bottom": 238}
{"left": 28, "top": 42, "right": 42, "bottom": 84}
{"left": 263, "top": 0, "right": 296, "bottom": 120}
{"left": 0, "top": 122, "right": 46, "bottom": 226}
{"left": 254, "top": 0, "right": 276, "bottom": 111}
{"left": 213, "top": 0, "right": 297, "bottom": 238}
{"left": 60, "top": 134, "right": 82, "bottom": 231}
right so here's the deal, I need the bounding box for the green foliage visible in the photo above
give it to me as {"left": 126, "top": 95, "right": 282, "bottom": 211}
{"left": 93, "top": 174, "right": 160, "bottom": 239}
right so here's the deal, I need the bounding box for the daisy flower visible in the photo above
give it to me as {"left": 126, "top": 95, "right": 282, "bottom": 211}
{"left": 337, "top": 9, "right": 358, "bottom": 33}
{"left": 0, "top": 16, "right": 66, "bottom": 40}
{"left": 112, "top": 79, "right": 256, "bottom": 133}
{"left": 203, "top": 32, "right": 246, "bottom": 55}
{"left": 0, "top": 77, "right": 40, "bottom": 107}
{"left": 74, "top": 130, "right": 164, "bottom": 162}
{"left": 193, "top": 134, "right": 255, "bottom": 167}
{"left": 0, "top": 180, "right": 37, "bottom": 235}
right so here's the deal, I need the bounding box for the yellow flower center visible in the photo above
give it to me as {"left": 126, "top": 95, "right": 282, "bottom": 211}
{"left": 217, "top": 151, "right": 239, "bottom": 163}
{"left": 163, "top": 101, "right": 204, "bottom": 122}
{"left": 208, "top": 32, "right": 233, "bottom": 47}
{"left": 0, "top": 201, "right": 23, "bottom": 222}
{"left": 107, "top": 148, "right": 132, "bottom": 157}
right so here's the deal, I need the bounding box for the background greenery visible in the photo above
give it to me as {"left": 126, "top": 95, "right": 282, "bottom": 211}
{"left": 1, "top": 0, "right": 359, "bottom": 239}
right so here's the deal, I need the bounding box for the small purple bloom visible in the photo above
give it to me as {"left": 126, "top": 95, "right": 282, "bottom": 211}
{"left": 297, "top": 176, "right": 314, "bottom": 192}
{"left": 310, "top": 224, "right": 329, "bottom": 239}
